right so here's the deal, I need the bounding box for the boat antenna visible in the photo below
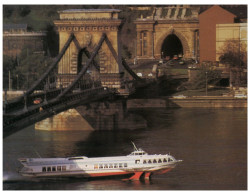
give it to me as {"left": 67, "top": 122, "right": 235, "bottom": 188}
{"left": 131, "top": 141, "right": 138, "bottom": 151}
{"left": 33, "top": 149, "right": 42, "bottom": 158}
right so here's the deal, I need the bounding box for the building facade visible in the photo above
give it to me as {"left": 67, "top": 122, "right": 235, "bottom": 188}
{"left": 134, "top": 5, "right": 200, "bottom": 61}
{"left": 199, "top": 5, "right": 236, "bottom": 63}
{"left": 3, "top": 24, "right": 47, "bottom": 57}
{"left": 216, "top": 23, "right": 247, "bottom": 62}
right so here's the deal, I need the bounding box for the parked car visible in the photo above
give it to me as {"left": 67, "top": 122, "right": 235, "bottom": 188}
{"left": 188, "top": 64, "right": 197, "bottom": 69}
{"left": 137, "top": 73, "right": 143, "bottom": 77}
{"left": 234, "top": 94, "right": 247, "bottom": 98}
{"left": 172, "top": 95, "right": 187, "bottom": 99}
{"left": 173, "top": 55, "right": 178, "bottom": 60}
{"left": 33, "top": 98, "right": 42, "bottom": 104}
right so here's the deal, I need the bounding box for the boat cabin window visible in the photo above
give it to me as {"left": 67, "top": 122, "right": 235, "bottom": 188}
{"left": 143, "top": 160, "right": 147, "bottom": 164}
{"left": 57, "top": 166, "right": 62, "bottom": 171}
{"left": 119, "top": 163, "right": 123, "bottom": 168}
{"left": 163, "top": 158, "right": 167, "bottom": 162}
{"left": 94, "top": 164, "right": 98, "bottom": 169}
{"left": 68, "top": 157, "right": 83, "bottom": 160}
{"left": 114, "top": 164, "right": 118, "bottom": 168}
{"left": 153, "top": 159, "right": 157, "bottom": 163}
{"left": 158, "top": 159, "right": 162, "bottom": 163}
{"left": 104, "top": 164, "right": 108, "bottom": 168}
{"left": 47, "top": 167, "right": 51, "bottom": 172}
{"left": 62, "top": 166, "right": 66, "bottom": 171}
{"left": 148, "top": 160, "right": 152, "bottom": 164}
{"left": 52, "top": 166, "right": 56, "bottom": 171}
{"left": 109, "top": 164, "right": 113, "bottom": 168}
{"left": 135, "top": 159, "right": 140, "bottom": 164}
{"left": 42, "top": 167, "right": 46, "bottom": 172}
{"left": 124, "top": 163, "right": 128, "bottom": 168}
{"left": 168, "top": 158, "right": 173, "bottom": 162}
{"left": 99, "top": 164, "right": 103, "bottom": 169}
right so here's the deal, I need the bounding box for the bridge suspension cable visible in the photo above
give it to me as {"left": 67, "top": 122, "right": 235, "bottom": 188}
{"left": 104, "top": 37, "right": 142, "bottom": 81}
{"left": 55, "top": 33, "right": 107, "bottom": 100}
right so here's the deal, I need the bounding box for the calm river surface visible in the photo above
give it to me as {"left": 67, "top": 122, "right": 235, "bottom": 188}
{"left": 3, "top": 108, "right": 247, "bottom": 190}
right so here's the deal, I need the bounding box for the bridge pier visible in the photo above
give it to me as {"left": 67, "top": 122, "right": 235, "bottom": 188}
{"left": 35, "top": 109, "right": 94, "bottom": 131}
{"left": 35, "top": 101, "right": 147, "bottom": 131}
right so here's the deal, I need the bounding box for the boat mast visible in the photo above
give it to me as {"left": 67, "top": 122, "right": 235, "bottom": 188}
{"left": 131, "top": 141, "right": 138, "bottom": 151}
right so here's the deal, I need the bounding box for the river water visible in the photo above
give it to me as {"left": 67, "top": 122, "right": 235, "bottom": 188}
{"left": 3, "top": 108, "right": 247, "bottom": 190}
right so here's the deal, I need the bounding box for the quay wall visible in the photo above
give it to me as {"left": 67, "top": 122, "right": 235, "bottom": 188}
{"left": 127, "top": 97, "right": 247, "bottom": 108}
{"left": 2, "top": 90, "right": 25, "bottom": 101}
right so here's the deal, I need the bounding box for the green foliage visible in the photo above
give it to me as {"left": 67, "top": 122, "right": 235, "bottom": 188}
{"left": 219, "top": 40, "right": 247, "bottom": 68}
{"left": 3, "top": 5, "right": 14, "bottom": 18}
{"left": 3, "top": 47, "right": 53, "bottom": 90}
{"left": 3, "top": 55, "right": 17, "bottom": 89}
{"left": 219, "top": 40, "right": 247, "bottom": 87}
{"left": 181, "top": 65, "right": 222, "bottom": 90}
{"left": 18, "top": 5, "right": 31, "bottom": 17}
{"left": 15, "top": 49, "right": 53, "bottom": 89}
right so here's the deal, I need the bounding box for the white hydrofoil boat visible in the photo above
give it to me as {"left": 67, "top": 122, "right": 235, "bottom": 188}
{"left": 18, "top": 143, "right": 182, "bottom": 180}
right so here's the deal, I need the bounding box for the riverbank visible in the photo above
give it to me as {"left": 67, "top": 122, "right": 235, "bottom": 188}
{"left": 127, "top": 96, "right": 247, "bottom": 108}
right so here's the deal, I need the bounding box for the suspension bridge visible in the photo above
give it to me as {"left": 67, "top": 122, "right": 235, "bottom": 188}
{"left": 3, "top": 9, "right": 155, "bottom": 138}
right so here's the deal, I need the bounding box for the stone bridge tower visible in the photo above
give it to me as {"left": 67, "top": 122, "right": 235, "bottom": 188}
{"left": 54, "top": 9, "right": 124, "bottom": 88}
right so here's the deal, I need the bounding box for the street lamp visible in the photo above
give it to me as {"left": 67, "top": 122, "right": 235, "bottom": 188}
{"left": 205, "top": 71, "right": 208, "bottom": 96}
{"left": 16, "top": 74, "right": 19, "bottom": 90}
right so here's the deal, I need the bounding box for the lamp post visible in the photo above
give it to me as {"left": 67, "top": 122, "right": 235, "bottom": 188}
{"left": 205, "top": 71, "right": 208, "bottom": 96}
{"left": 16, "top": 74, "right": 19, "bottom": 90}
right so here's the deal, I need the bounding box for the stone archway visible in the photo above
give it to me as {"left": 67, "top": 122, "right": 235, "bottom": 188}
{"left": 155, "top": 29, "right": 190, "bottom": 59}
{"left": 161, "top": 34, "right": 183, "bottom": 59}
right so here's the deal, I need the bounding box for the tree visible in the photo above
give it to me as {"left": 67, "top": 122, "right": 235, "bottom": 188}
{"left": 219, "top": 39, "right": 247, "bottom": 87}
{"left": 180, "top": 64, "right": 222, "bottom": 90}
{"left": 14, "top": 47, "right": 53, "bottom": 89}
{"left": 3, "top": 55, "right": 17, "bottom": 90}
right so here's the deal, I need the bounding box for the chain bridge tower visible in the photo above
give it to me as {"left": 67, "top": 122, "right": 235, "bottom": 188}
{"left": 54, "top": 9, "right": 124, "bottom": 89}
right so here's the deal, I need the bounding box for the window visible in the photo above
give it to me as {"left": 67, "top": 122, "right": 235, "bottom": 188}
{"left": 163, "top": 158, "right": 167, "bottom": 163}
{"left": 94, "top": 164, "right": 98, "bottom": 169}
{"left": 57, "top": 166, "right": 61, "bottom": 171}
{"left": 114, "top": 163, "right": 118, "bottom": 168}
{"left": 143, "top": 160, "right": 147, "bottom": 164}
{"left": 148, "top": 160, "right": 152, "bottom": 164}
{"left": 153, "top": 159, "right": 157, "bottom": 163}
{"left": 143, "top": 40, "right": 147, "bottom": 48}
{"left": 124, "top": 163, "right": 128, "bottom": 168}
{"left": 119, "top": 163, "right": 123, "bottom": 168}
{"left": 52, "top": 166, "right": 56, "bottom": 171}
{"left": 47, "top": 167, "right": 51, "bottom": 172}
{"left": 109, "top": 164, "right": 113, "bottom": 168}
{"left": 135, "top": 160, "right": 140, "bottom": 164}
{"left": 104, "top": 164, "right": 108, "bottom": 169}
{"left": 68, "top": 157, "right": 83, "bottom": 160}
{"left": 62, "top": 166, "right": 66, "bottom": 171}
{"left": 42, "top": 167, "right": 46, "bottom": 172}
{"left": 99, "top": 164, "right": 103, "bottom": 169}
{"left": 158, "top": 159, "right": 162, "bottom": 163}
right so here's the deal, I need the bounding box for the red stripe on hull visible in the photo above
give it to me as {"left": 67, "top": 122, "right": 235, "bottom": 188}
{"left": 153, "top": 168, "right": 172, "bottom": 175}
{"left": 88, "top": 171, "right": 130, "bottom": 177}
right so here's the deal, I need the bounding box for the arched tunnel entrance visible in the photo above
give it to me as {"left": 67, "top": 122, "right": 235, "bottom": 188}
{"left": 161, "top": 34, "right": 183, "bottom": 59}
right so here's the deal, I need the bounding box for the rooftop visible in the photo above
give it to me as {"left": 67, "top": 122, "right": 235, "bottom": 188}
{"left": 3, "top": 23, "right": 27, "bottom": 30}
{"left": 58, "top": 9, "right": 121, "bottom": 13}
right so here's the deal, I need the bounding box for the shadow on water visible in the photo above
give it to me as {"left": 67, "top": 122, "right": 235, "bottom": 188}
{"left": 3, "top": 108, "right": 247, "bottom": 190}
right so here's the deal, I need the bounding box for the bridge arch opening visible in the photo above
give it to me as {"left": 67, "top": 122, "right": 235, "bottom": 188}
{"left": 77, "top": 48, "right": 100, "bottom": 89}
{"left": 161, "top": 34, "right": 183, "bottom": 59}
